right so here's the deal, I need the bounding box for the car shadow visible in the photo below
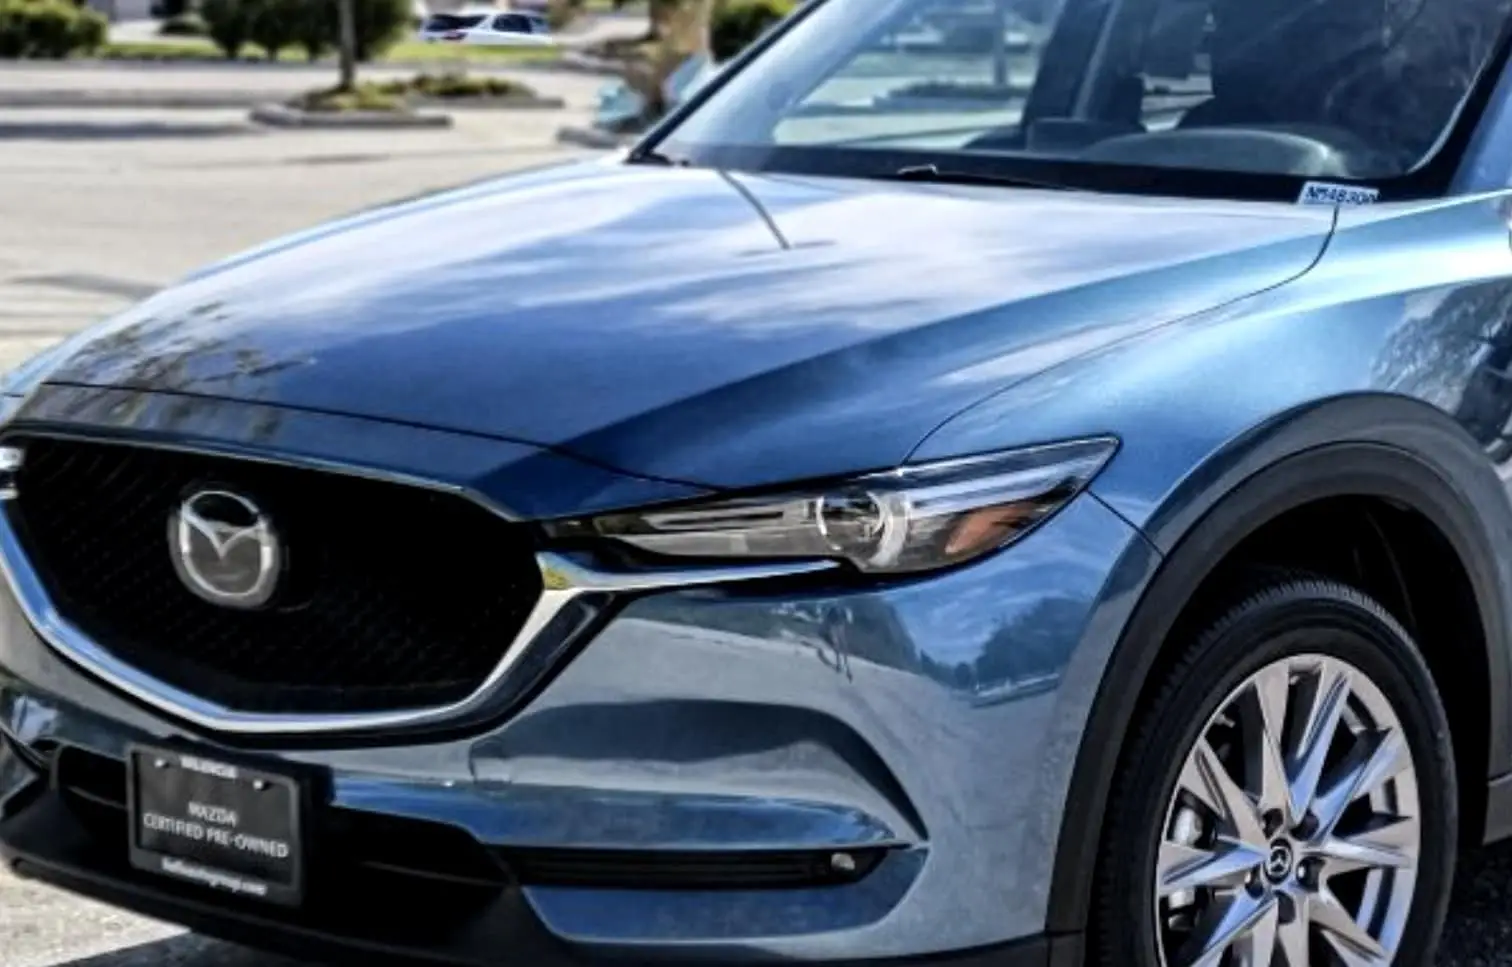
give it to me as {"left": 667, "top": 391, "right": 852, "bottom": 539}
{"left": 44, "top": 840, "right": 1512, "bottom": 967}
{"left": 1440, "top": 838, "right": 1512, "bottom": 963}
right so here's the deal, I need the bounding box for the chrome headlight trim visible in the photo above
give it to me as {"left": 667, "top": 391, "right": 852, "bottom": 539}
{"left": 564, "top": 437, "right": 1120, "bottom": 575}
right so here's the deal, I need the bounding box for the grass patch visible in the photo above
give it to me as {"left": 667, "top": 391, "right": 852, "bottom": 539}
{"left": 157, "top": 13, "right": 205, "bottom": 36}
{"left": 290, "top": 72, "right": 538, "bottom": 112}
{"left": 384, "top": 39, "right": 561, "bottom": 64}
{"left": 293, "top": 82, "right": 406, "bottom": 112}
{"left": 377, "top": 71, "right": 534, "bottom": 99}
{"left": 98, "top": 36, "right": 561, "bottom": 64}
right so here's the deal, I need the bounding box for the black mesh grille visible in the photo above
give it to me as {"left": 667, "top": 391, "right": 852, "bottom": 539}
{"left": 6, "top": 435, "right": 542, "bottom": 715}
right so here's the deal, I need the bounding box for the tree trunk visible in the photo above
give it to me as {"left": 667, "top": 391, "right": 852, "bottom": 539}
{"left": 992, "top": 0, "right": 1009, "bottom": 88}
{"left": 624, "top": 0, "right": 712, "bottom": 118}
{"left": 337, "top": 0, "right": 358, "bottom": 93}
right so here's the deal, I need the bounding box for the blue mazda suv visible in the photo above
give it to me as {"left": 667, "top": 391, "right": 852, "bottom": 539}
{"left": 5, "top": 0, "right": 1512, "bottom": 964}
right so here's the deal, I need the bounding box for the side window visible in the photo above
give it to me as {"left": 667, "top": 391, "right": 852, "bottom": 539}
{"left": 492, "top": 14, "right": 531, "bottom": 33}
{"left": 426, "top": 13, "right": 485, "bottom": 31}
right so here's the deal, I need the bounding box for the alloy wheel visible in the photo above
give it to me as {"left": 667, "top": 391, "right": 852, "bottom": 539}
{"left": 1154, "top": 654, "right": 1421, "bottom": 967}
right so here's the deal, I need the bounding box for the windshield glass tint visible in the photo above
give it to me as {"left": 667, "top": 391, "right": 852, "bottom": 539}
{"left": 662, "top": 0, "right": 1512, "bottom": 182}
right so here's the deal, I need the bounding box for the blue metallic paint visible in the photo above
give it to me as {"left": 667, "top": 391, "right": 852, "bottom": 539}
{"left": 9, "top": 384, "right": 709, "bottom": 520}
{"left": 37, "top": 162, "right": 1331, "bottom": 491}
{"left": 5, "top": 44, "right": 1512, "bottom": 967}
{"left": 0, "top": 494, "right": 1151, "bottom": 956}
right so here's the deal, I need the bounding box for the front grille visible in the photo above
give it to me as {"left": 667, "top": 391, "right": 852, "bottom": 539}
{"left": 6, "top": 436, "right": 543, "bottom": 715}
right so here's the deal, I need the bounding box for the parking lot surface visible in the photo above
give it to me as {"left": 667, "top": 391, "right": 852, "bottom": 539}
{"left": 0, "top": 101, "right": 587, "bottom": 370}
{"left": 2, "top": 96, "right": 1512, "bottom": 967}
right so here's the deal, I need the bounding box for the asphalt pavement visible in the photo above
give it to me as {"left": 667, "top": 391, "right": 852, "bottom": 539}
{"left": 1, "top": 68, "right": 1512, "bottom": 967}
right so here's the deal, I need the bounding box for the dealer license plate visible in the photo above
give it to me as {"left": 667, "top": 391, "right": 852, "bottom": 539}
{"left": 126, "top": 745, "right": 304, "bottom": 907}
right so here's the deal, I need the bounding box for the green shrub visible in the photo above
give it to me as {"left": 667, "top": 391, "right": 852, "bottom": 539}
{"left": 350, "top": 0, "right": 409, "bottom": 60}
{"left": 0, "top": 3, "right": 28, "bottom": 57}
{"left": 292, "top": 0, "right": 327, "bottom": 60}
{"left": 199, "top": 0, "right": 250, "bottom": 57}
{"left": 294, "top": 81, "right": 404, "bottom": 112}
{"left": 23, "top": 0, "right": 76, "bottom": 56}
{"left": 285, "top": 0, "right": 406, "bottom": 62}
{"left": 244, "top": 0, "right": 302, "bottom": 59}
{"left": 711, "top": 0, "right": 790, "bottom": 61}
{"left": 0, "top": 0, "right": 104, "bottom": 58}
{"left": 69, "top": 1, "right": 103, "bottom": 51}
{"left": 385, "top": 71, "right": 534, "bottom": 99}
{"left": 157, "top": 11, "right": 205, "bottom": 35}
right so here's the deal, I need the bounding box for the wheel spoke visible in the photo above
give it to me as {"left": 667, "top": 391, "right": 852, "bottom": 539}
{"left": 1276, "top": 895, "right": 1310, "bottom": 967}
{"left": 1312, "top": 887, "right": 1388, "bottom": 962}
{"left": 1248, "top": 662, "right": 1294, "bottom": 823}
{"left": 1184, "top": 737, "right": 1267, "bottom": 847}
{"left": 1316, "top": 815, "right": 1419, "bottom": 877}
{"left": 1181, "top": 892, "right": 1278, "bottom": 967}
{"left": 1287, "top": 660, "right": 1352, "bottom": 821}
{"left": 1159, "top": 838, "right": 1267, "bottom": 895}
{"left": 1233, "top": 898, "right": 1278, "bottom": 967}
{"left": 1310, "top": 728, "right": 1410, "bottom": 837}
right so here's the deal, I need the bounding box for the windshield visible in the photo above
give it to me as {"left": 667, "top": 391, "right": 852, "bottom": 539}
{"left": 653, "top": 0, "right": 1512, "bottom": 196}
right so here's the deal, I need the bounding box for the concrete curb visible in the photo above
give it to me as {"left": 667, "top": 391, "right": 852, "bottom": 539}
{"left": 249, "top": 102, "right": 453, "bottom": 129}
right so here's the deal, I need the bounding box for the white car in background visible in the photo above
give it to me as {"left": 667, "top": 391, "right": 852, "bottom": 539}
{"left": 417, "top": 8, "right": 554, "bottom": 46}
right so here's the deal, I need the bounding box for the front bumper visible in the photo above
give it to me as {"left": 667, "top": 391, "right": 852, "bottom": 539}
{"left": 0, "top": 490, "right": 1154, "bottom": 964}
{"left": 1, "top": 789, "right": 1052, "bottom": 966}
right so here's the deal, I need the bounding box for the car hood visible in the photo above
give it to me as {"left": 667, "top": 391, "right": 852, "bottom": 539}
{"left": 38, "top": 160, "right": 1335, "bottom": 490}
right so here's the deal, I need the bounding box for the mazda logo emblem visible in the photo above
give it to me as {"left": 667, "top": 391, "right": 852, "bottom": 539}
{"left": 1265, "top": 842, "right": 1294, "bottom": 882}
{"left": 168, "top": 490, "right": 282, "bottom": 609}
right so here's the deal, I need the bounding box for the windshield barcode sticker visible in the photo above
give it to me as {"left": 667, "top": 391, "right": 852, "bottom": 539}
{"left": 1298, "top": 182, "right": 1380, "bottom": 207}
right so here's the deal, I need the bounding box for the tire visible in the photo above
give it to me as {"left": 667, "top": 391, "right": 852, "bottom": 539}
{"left": 1091, "top": 577, "right": 1457, "bottom": 967}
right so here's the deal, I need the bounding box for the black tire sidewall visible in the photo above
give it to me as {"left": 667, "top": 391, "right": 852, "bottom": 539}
{"left": 1097, "top": 580, "right": 1458, "bottom": 967}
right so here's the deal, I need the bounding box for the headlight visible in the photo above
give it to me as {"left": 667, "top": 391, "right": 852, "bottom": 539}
{"left": 558, "top": 438, "right": 1118, "bottom": 575}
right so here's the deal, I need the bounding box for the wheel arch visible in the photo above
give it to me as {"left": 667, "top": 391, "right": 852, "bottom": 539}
{"left": 1048, "top": 393, "right": 1512, "bottom": 937}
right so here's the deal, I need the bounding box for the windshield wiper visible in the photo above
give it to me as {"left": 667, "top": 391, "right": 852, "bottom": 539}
{"left": 634, "top": 148, "right": 692, "bottom": 167}
{"left": 888, "top": 163, "right": 1078, "bottom": 192}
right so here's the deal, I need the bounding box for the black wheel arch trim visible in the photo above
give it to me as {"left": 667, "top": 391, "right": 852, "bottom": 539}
{"left": 1052, "top": 393, "right": 1512, "bottom": 937}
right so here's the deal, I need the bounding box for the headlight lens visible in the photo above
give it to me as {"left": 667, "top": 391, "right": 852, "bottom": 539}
{"left": 563, "top": 438, "right": 1118, "bottom": 574}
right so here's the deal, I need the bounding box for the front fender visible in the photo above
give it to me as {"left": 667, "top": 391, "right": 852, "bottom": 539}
{"left": 1044, "top": 425, "right": 1512, "bottom": 936}
{"left": 911, "top": 191, "right": 1512, "bottom": 941}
